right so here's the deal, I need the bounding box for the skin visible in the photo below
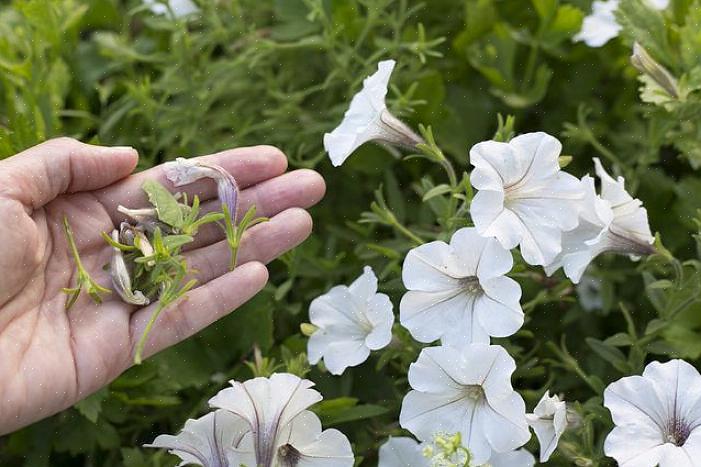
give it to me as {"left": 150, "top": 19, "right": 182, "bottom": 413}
{"left": 0, "top": 138, "right": 326, "bottom": 435}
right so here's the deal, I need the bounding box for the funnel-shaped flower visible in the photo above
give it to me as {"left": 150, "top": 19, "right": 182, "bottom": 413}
{"left": 545, "top": 159, "right": 654, "bottom": 283}
{"left": 323, "top": 60, "right": 423, "bottom": 167}
{"left": 109, "top": 230, "right": 149, "bottom": 306}
{"left": 400, "top": 227, "right": 523, "bottom": 346}
{"left": 604, "top": 359, "right": 701, "bottom": 467}
{"left": 399, "top": 343, "right": 530, "bottom": 465}
{"left": 526, "top": 391, "right": 567, "bottom": 462}
{"left": 145, "top": 409, "right": 253, "bottom": 466}
{"left": 164, "top": 157, "right": 239, "bottom": 216}
{"left": 469, "top": 132, "right": 583, "bottom": 266}
{"left": 307, "top": 266, "right": 394, "bottom": 375}
{"left": 209, "top": 373, "right": 354, "bottom": 467}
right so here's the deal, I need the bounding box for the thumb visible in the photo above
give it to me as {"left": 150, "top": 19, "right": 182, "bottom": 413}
{"left": 0, "top": 137, "right": 139, "bottom": 211}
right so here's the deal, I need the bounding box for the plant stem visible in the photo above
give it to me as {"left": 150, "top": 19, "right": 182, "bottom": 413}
{"left": 134, "top": 303, "right": 166, "bottom": 365}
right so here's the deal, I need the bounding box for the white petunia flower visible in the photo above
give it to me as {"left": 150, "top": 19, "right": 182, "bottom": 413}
{"left": 145, "top": 0, "right": 199, "bottom": 18}
{"left": 307, "top": 266, "right": 394, "bottom": 375}
{"left": 482, "top": 449, "right": 536, "bottom": 467}
{"left": 145, "top": 409, "right": 254, "bottom": 466}
{"left": 209, "top": 373, "right": 355, "bottom": 467}
{"left": 526, "top": 391, "right": 567, "bottom": 462}
{"left": 574, "top": 0, "right": 669, "bottom": 47}
{"left": 604, "top": 359, "right": 701, "bottom": 467}
{"left": 469, "top": 132, "right": 583, "bottom": 266}
{"left": 164, "top": 157, "right": 239, "bottom": 216}
{"left": 323, "top": 60, "right": 423, "bottom": 167}
{"left": 400, "top": 227, "right": 523, "bottom": 346}
{"left": 399, "top": 343, "right": 530, "bottom": 465}
{"left": 378, "top": 437, "right": 427, "bottom": 467}
{"left": 545, "top": 158, "right": 655, "bottom": 283}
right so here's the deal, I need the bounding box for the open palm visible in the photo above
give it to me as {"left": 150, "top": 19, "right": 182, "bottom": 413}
{"left": 0, "top": 138, "right": 325, "bottom": 435}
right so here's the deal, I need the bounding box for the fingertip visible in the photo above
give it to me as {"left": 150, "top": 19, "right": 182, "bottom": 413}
{"left": 253, "top": 145, "right": 289, "bottom": 174}
{"left": 243, "top": 260, "right": 270, "bottom": 284}
{"left": 294, "top": 169, "right": 326, "bottom": 205}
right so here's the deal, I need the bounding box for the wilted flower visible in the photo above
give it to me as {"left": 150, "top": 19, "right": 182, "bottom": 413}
{"left": 399, "top": 343, "right": 530, "bottom": 465}
{"left": 574, "top": 0, "right": 669, "bottom": 47}
{"left": 164, "top": 157, "right": 239, "bottom": 215}
{"left": 323, "top": 60, "right": 424, "bottom": 167}
{"left": 144, "top": 0, "right": 199, "bottom": 18}
{"left": 145, "top": 409, "right": 252, "bottom": 466}
{"left": 307, "top": 266, "right": 394, "bottom": 375}
{"left": 604, "top": 359, "right": 701, "bottom": 466}
{"left": 545, "top": 159, "right": 655, "bottom": 283}
{"left": 378, "top": 437, "right": 427, "bottom": 467}
{"left": 208, "top": 373, "right": 354, "bottom": 467}
{"left": 109, "top": 230, "right": 149, "bottom": 306}
{"left": 400, "top": 227, "right": 523, "bottom": 345}
{"left": 526, "top": 391, "right": 567, "bottom": 462}
{"left": 469, "top": 132, "right": 583, "bottom": 266}
{"left": 631, "top": 42, "right": 679, "bottom": 99}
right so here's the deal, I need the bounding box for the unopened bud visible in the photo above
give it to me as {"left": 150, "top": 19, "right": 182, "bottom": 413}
{"left": 631, "top": 42, "right": 679, "bottom": 99}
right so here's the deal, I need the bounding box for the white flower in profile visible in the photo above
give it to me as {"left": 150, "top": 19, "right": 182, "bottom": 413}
{"left": 400, "top": 227, "right": 523, "bottom": 345}
{"left": 144, "top": 409, "right": 254, "bottom": 466}
{"left": 307, "top": 266, "right": 394, "bottom": 375}
{"left": 209, "top": 373, "right": 354, "bottom": 467}
{"left": 544, "top": 158, "right": 654, "bottom": 283}
{"left": 526, "top": 391, "right": 568, "bottom": 462}
{"left": 574, "top": 0, "right": 669, "bottom": 47}
{"left": 483, "top": 449, "right": 535, "bottom": 467}
{"left": 399, "top": 343, "right": 530, "bottom": 465}
{"left": 378, "top": 437, "right": 427, "bottom": 467}
{"left": 144, "top": 0, "right": 199, "bottom": 18}
{"left": 604, "top": 359, "right": 701, "bottom": 467}
{"left": 323, "top": 60, "right": 423, "bottom": 167}
{"left": 469, "top": 132, "right": 583, "bottom": 266}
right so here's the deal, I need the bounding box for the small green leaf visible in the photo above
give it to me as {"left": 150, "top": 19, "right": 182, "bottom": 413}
{"left": 142, "top": 179, "right": 184, "bottom": 229}
{"left": 422, "top": 184, "right": 453, "bottom": 201}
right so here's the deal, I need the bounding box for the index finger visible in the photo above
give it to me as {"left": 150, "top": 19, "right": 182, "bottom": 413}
{"left": 95, "top": 145, "right": 288, "bottom": 224}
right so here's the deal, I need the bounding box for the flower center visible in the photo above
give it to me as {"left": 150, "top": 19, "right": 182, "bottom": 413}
{"left": 665, "top": 417, "right": 691, "bottom": 447}
{"left": 460, "top": 276, "right": 483, "bottom": 295}
{"left": 462, "top": 385, "right": 485, "bottom": 401}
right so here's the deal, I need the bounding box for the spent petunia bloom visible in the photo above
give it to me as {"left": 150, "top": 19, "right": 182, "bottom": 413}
{"left": 323, "top": 60, "right": 424, "bottom": 167}
{"left": 544, "top": 159, "right": 655, "bottom": 283}
{"left": 109, "top": 230, "right": 149, "bottom": 306}
{"left": 145, "top": 409, "right": 253, "bottom": 466}
{"left": 604, "top": 359, "right": 701, "bottom": 466}
{"left": 378, "top": 437, "right": 427, "bottom": 467}
{"left": 574, "top": 0, "right": 669, "bottom": 47}
{"left": 400, "top": 227, "right": 523, "bottom": 346}
{"left": 469, "top": 132, "right": 583, "bottom": 266}
{"left": 306, "top": 266, "right": 394, "bottom": 375}
{"left": 208, "top": 373, "right": 354, "bottom": 467}
{"left": 164, "top": 157, "right": 239, "bottom": 216}
{"left": 526, "top": 391, "right": 568, "bottom": 462}
{"left": 399, "top": 343, "right": 530, "bottom": 465}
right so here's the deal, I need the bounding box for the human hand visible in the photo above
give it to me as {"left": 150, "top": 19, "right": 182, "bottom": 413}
{"left": 0, "top": 138, "right": 325, "bottom": 435}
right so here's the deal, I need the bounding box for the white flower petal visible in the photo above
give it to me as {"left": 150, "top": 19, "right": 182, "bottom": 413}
{"left": 145, "top": 0, "right": 199, "bottom": 17}
{"left": 378, "top": 437, "right": 428, "bottom": 467}
{"left": 482, "top": 392, "right": 531, "bottom": 454}
{"left": 307, "top": 266, "right": 394, "bottom": 374}
{"left": 469, "top": 132, "right": 583, "bottom": 266}
{"left": 482, "top": 449, "right": 535, "bottom": 467}
{"left": 402, "top": 241, "right": 467, "bottom": 291}
{"left": 276, "top": 411, "right": 354, "bottom": 467}
{"left": 144, "top": 410, "right": 250, "bottom": 466}
{"left": 164, "top": 157, "right": 239, "bottom": 214}
{"left": 476, "top": 277, "right": 524, "bottom": 338}
{"left": 401, "top": 290, "right": 475, "bottom": 344}
{"left": 324, "top": 60, "right": 396, "bottom": 166}
{"left": 526, "top": 391, "right": 568, "bottom": 462}
{"left": 574, "top": 0, "right": 621, "bottom": 47}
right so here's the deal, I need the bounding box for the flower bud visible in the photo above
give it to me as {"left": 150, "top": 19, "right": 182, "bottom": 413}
{"left": 109, "top": 230, "right": 150, "bottom": 306}
{"left": 631, "top": 42, "right": 679, "bottom": 99}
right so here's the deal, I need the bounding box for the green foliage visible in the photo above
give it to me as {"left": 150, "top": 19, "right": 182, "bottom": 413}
{"left": 1, "top": 0, "right": 701, "bottom": 466}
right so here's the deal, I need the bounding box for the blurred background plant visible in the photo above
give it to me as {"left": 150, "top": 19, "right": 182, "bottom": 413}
{"left": 1, "top": 0, "right": 700, "bottom": 465}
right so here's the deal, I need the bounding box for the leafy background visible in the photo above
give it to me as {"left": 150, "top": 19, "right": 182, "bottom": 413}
{"left": 1, "top": 0, "right": 700, "bottom": 465}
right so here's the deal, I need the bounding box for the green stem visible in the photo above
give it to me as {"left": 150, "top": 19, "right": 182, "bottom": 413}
{"left": 391, "top": 218, "right": 424, "bottom": 245}
{"left": 134, "top": 303, "right": 166, "bottom": 365}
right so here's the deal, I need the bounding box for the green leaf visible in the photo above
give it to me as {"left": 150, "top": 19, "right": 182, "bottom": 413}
{"left": 586, "top": 337, "right": 631, "bottom": 373}
{"left": 617, "top": 0, "right": 672, "bottom": 65}
{"left": 142, "top": 180, "right": 184, "bottom": 229}
{"left": 422, "top": 184, "right": 453, "bottom": 201}
{"left": 73, "top": 388, "right": 108, "bottom": 423}
{"left": 313, "top": 397, "right": 389, "bottom": 426}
